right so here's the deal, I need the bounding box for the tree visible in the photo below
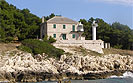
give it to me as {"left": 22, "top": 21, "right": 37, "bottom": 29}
{"left": 44, "top": 13, "right": 55, "bottom": 21}
{"left": 0, "top": 0, "right": 41, "bottom": 41}
{"left": 111, "top": 22, "right": 133, "bottom": 49}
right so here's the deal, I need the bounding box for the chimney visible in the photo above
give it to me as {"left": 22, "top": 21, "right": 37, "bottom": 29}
{"left": 42, "top": 16, "right": 44, "bottom": 23}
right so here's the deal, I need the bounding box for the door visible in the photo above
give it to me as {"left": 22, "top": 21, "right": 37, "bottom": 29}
{"left": 62, "top": 34, "right": 66, "bottom": 40}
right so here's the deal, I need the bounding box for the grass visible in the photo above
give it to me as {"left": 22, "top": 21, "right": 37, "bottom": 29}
{"left": 0, "top": 43, "right": 20, "bottom": 56}
{"left": 103, "top": 48, "right": 133, "bottom": 56}
{"left": 79, "top": 47, "right": 89, "bottom": 56}
{"left": 1, "top": 50, "right": 18, "bottom": 56}
{"left": 70, "top": 46, "right": 133, "bottom": 56}
{"left": 0, "top": 43, "right": 20, "bottom": 52}
{"left": 72, "top": 46, "right": 102, "bottom": 56}
{"left": 87, "top": 50, "right": 102, "bottom": 56}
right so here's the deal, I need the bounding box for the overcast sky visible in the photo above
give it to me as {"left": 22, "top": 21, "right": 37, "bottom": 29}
{"left": 6, "top": 0, "right": 133, "bottom": 29}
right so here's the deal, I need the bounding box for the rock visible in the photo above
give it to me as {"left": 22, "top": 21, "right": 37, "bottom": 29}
{"left": 0, "top": 71, "right": 7, "bottom": 82}
{"left": 34, "top": 54, "right": 42, "bottom": 61}
{"left": 0, "top": 50, "right": 133, "bottom": 82}
{"left": 113, "top": 60, "right": 120, "bottom": 69}
{"left": 60, "top": 54, "right": 67, "bottom": 62}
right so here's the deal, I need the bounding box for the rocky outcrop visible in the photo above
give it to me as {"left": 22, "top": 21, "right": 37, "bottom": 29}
{"left": 1, "top": 52, "right": 58, "bottom": 74}
{"left": 0, "top": 51, "right": 133, "bottom": 82}
{"left": 57, "top": 54, "right": 133, "bottom": 74}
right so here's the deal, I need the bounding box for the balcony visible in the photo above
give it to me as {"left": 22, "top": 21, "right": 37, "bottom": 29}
{"left": 77, "top": 22, "right": 84, "bottom": 32}
{"left": 71, "top": 22, "right": 84, "bottom": 32}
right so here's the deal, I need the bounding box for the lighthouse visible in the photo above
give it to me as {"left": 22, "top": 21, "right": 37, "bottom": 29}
{"left": 92, "top": 21, "right": 98, "bottom": 40}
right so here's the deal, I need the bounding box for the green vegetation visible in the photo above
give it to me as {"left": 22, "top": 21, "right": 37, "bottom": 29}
{"left": 0, "top": 0, "right": 41, "bottom": 42}
{"left": 0, "top": 0, "right": 55, "bottom": 43}
{"left": 18, "top": 45, "right": 32, "bottom": 53}
{"left": 78, "top": 46, "right": 101, "bottom": 56}
{"left": 19, "top": 39, "right": 64, "bottom": 58}
{"left": 72, "top": 46, "right": 133, "bottom": 56}
{"left": 43, "top": 36, "right": 56, "bottom": 43}
{"left": 103, "top": 48, "right": 133, "bottom": 56}
{"left": 79, "top": 47, "right": 89, "bottom": 56}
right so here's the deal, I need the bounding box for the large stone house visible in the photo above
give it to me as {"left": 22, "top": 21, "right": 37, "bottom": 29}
{"left": 40, "top": 16, "right": 85, "bottom": 40}
{"left": 40, "top": 16, "right": 104, "bottom": 53}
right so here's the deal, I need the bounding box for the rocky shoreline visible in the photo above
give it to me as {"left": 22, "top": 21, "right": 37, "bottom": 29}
{"left": 0, "top": 51, "right": 133, "bottom": 82}
{"left": 0, "top": 69, "right": 132, "bottom": 82}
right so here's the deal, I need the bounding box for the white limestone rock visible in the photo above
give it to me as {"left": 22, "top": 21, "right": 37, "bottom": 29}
{"left": 0, "top": 51, "right": 133, "bottom": 75}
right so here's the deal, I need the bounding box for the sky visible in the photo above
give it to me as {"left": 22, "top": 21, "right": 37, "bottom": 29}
{"left": 6, "top": 0, "right": 133, "bottom": 29}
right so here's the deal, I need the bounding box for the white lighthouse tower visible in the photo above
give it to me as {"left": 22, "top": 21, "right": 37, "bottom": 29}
{"left": 92, "top": 21, "right": 98, "bottom": 40}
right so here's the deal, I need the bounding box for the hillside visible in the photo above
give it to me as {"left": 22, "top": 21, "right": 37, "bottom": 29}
{"left": 0, "top": 0, "right": 41, "bottom": 42}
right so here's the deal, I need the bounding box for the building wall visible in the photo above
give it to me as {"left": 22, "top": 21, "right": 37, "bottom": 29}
{"left": 40, "top": 23, "right": 47, "bottom": 39}
{"left": 46, "top": 23, "right": 80, "bottom": 40}
{"left": 53, "top": 40, "right": 104, "bottom": 53}
{"left": 40, "top": 22, "right": 104, "bottom": 53}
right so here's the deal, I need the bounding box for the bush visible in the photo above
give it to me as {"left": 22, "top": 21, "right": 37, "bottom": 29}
{"left": 18, "top": 45, "right": 32, "bottom": 53}
{"left": 20, "top": 39, "right": 64, "bottom": 58}
{"left": 0, "top": 37, "right": 14, "bottom": 43}
{"left": 43, "top": 35, "right": 56, "bottom": 43}
{"left": 5, "top": 37, "right": 14, "bottom": 43}
{"left": 48, "top": 36, "right": 56, "bottom": 43}
{"left": 114, "top": 44, "right": 123, "bottom": 49}
{"left": 43, "top": 35, "right": 48, "bottom": 42}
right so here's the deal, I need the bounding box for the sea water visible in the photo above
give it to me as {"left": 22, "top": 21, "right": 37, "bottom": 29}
{"left": 37, "top": 78, "right": 133, "bottom": 83}
{"left": 37, "top": 71, "right": 133, "bottom": 83}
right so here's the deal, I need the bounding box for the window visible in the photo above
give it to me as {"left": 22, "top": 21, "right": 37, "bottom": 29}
{"left": 72, "top": 34, "right": 75, "bottom": 38}
{"left": 53, "top": 24, "right": 56, "bottom": 28}
{"left": 72, "top": 25, "right": 75, "bottom": 31}
{"left": 63, "top": 25, "right": 66, "bottom": 29}
{"left": 62, "top": 34, "right": 66, "bottom": 40}
{"left": 53, "top": 34, "right": 56, "bottom": 38}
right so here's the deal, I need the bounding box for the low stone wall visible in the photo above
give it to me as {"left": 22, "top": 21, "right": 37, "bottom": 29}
{"left": 53, "top": 40, "right": 104, "bottom": 53}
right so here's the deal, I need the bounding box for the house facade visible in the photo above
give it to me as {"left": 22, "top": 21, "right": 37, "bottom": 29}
{"left": 40, "top": 16, "right": 85, "bottom": 40}
{"left": 40, "top": 16, "right": 104, "bottom": 53}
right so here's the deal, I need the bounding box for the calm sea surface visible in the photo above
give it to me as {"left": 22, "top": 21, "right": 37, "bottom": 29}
{"left": 37, "top": 78, "right": 133, "bottom": 83}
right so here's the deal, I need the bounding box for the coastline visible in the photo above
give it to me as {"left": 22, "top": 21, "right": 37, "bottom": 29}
{"left": 0, "top": 69, "right": 132, "bottom": 82}
{"left": 0, "top": 50, "right": 133, "bottom": 82}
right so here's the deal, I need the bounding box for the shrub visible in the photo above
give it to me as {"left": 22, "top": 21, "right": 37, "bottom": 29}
{"left": 43, "top": 35, "right": 48, "bottom": 42}
{"left": 48, "top": 36, "right": 56, "bottom": 43}
{"left": 20, "top": 39, "right": 64, "bottom": 58}
{"left": 114, "top": 44, "right": 123, "bottom": 49}
{"left": 43, "top": 35, "right": 56, "bottom": 43}
{"left": 5, "top": 37, "right": 14, "bottom": 43}
{"left": 18, "top": 45, "right": 32, "bottom": 53}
